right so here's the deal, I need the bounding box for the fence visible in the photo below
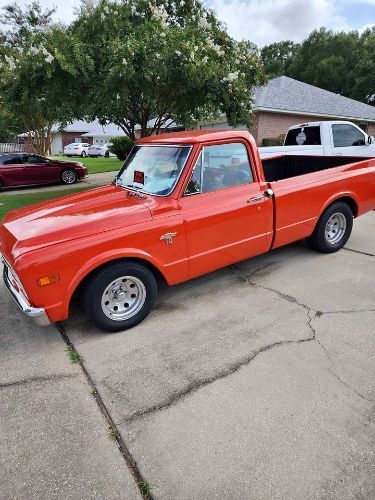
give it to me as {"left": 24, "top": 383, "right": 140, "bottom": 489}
{"left": 0, "top": 143, "right": 25, "bottom": 153}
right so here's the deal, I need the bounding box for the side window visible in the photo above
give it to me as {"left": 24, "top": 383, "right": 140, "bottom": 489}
{"left": 23, "top": 154, "right": 46, "bottom": 164}
{"left": 0, "top": 155, "right": 22, "bottom": 165}
{"left": 184, "top": 143, "right": 253, "bottom": 195}
{"left": 284, "top": 126, "right": 321, "bottom": 146}
{"left": 332, "top": 124, "right": 366, "bottom": 147}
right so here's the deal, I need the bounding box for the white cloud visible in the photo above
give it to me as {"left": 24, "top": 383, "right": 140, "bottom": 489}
{"left": 0, "top": 0, "right": 369, "bottom": 47}
{"left": 208, "top": 0, "right": 351, "bottom": 46}
{"left": 0, "top": 0, "right": 79, "bottom": 25}
{"left": 358, "top": 22, "right": 375, "bottom": 33}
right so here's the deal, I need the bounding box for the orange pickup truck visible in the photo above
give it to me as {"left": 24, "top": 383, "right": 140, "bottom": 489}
{"left": 1, "top": 130, "right": 375, "bottom": 332}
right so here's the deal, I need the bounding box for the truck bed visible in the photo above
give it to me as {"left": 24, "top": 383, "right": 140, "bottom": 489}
{"left": 262, "top": 155, "right": 371, "bottom": 182}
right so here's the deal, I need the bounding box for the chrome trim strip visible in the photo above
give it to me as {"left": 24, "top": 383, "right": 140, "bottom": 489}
{"left": 1, "top": 257, "right": 50, "bottom": 326}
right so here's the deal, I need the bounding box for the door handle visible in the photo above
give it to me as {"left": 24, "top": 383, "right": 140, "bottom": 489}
{"left": 247, "top": 195, "right": 264, "bottom": 203}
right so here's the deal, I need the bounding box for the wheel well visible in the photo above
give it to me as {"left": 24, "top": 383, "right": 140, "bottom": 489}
{"left": 70, "top": 257, "right": 166, "bottom": 304}
{"left": 326, "top": 196, "right": 358, "bottom": 218}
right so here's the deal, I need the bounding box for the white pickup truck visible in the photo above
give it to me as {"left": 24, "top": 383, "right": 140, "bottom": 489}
{"left": 259, "top": 120, "right": 375, "bottom": 159}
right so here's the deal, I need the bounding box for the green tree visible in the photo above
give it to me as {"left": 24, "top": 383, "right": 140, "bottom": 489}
{"left": 350, "top": 27, "right": 375, "bottom": 105}
{"left": 286, "top": 28, "right": 368, "bottom": 101}
{"left": 72, "top": 0, "right": 266, "bottom": 139}
{"left": 0, "top": 2, "right": 92, "bottom": 155}
{"left": 260, "top": 40, "right": 299, "bottom": 78}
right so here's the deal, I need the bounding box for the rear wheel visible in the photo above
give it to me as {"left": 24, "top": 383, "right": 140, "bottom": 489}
{"left": 60, "top": 169, "right": 77, "bottom": 185}
{"left": 104, "top": 151, "right": 109, "bottom": 158}
{"left": 0, "top": 179, "right": 3, "bottom": 190}
{"left": 81, "top": 151, "right": 87, "bottom": 158}
{"left": 305, "top": 202, "right": 353, "bottom": 253}
{"left": 83, "top": 262, "right": 157, "bottom": 332}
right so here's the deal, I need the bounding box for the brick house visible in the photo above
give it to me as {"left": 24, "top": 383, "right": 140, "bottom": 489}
{"left": 199, "top": 76, "right": 375, "bottom": 145}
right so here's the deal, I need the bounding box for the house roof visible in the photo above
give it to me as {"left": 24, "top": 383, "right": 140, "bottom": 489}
{"left": 51, "top": 119, "right": 125, "bottom": 137}
{"left": 254, "top": 76, "right": 375, "bottom": 122}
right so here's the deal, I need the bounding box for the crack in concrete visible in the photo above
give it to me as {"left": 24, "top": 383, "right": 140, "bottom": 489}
{"left": 120, "top": 263, "right": 374, "bottom": 422}
{"left": 0, "top": 373, "right": 78, "bottom": 390}
{"left": 230, "top": 265, "right": 314, "bottom": 314}
{"left": 323, "top": 308, "right": 375, "bottom": 315}
{"left": 231, "top": 264, "right": 375, "bottom": 405}
{"left": 121, "top": 336, "right": 314, "bottom": 423}
{"left": 344, "top": 248, "right": 375, "bottom": 257}
{"left": 327, "top": 368, "right": 375, "bottom": 403}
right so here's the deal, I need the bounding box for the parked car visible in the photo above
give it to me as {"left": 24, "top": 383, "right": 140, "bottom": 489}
{"left": 1, "top": 130, "right": 375, "bottom": 332}
{"left": 0, "top": 152, "right": 88, "bottom": 189}
{"left": 63, "top": 142, "right": 90, "bottom": 157}
{"left": 259, "top": 121, "right": 375, "bottom": 158}
{"left": 87, "top": 143, "right": 115, "bottom": 158}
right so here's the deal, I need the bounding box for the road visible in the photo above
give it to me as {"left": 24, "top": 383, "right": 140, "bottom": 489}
{"left": 1, "top": 212, "right": 375, "bottom": 499}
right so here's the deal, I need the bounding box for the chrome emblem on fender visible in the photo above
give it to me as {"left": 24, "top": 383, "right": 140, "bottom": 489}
{"left": 160, "top": 232, "right": 177, "bottom": 245}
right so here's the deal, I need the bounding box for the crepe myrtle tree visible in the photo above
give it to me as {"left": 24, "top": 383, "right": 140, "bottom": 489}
{"left": 73, "top": 0, "right": 266, "bottom": 139}
{"left": 0, "top": 2, "right": 92, "bottom": 156}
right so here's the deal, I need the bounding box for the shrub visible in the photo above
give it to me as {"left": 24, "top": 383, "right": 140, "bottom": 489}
{"left": 109, "top": 136, "right": 133, "bottom": 161}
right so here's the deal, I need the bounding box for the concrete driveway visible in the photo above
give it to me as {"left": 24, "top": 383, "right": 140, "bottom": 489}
{"left": 1, "top": 212, "right": 375, "bottom": 499}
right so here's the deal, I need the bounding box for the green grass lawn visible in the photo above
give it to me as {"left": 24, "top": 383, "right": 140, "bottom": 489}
{"left": 48, "top": 155, "right": 123, "bottom": 174}
{"left": 0, "top": 185, "right": 95, "bottom": 220}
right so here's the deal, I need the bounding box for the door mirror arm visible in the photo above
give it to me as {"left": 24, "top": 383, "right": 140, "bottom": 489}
{"left": 368, "top": 135, "right": 375, "bottom": 145}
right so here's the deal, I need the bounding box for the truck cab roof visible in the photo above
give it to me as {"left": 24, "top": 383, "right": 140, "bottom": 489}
{"left": 136, "top": 129, "right": 255, "bottom": 145}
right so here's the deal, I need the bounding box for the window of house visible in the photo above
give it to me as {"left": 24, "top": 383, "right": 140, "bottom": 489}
{"left": 332, "top": 124, "right": 366, "bottom": 147}
{"left": 74, "top": 138, "right": 82, "bottom": 143}
{"left": 284, "top": 126, "right": 321, "bottom": 146}
{"left": 184, "top": 143, "right": 253, "bottom": 195}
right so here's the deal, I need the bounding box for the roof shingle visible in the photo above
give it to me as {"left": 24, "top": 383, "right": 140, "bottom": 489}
{"left": 254, "top": 76, "right": 375, "bottom": 122}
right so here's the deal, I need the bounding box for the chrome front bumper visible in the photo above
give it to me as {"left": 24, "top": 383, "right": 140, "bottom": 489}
{"left": 2, "top": 257, "right": 50, "bottom": 326}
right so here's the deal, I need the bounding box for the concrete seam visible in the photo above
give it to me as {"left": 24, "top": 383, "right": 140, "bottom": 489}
{"left": 55, "top": 322, "right": 153, "bottom": 500}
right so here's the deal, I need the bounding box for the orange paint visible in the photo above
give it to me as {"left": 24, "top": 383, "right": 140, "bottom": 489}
{"left": 1, "top": 130, "right": 375, "bottom": 324}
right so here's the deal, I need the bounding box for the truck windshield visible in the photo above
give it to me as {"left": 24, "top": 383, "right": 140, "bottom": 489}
{"left": 116, "top": 145, "right": 191, "bottom": 196}
{"left": 284, "top": 126, "right": 321, "bottom": 146}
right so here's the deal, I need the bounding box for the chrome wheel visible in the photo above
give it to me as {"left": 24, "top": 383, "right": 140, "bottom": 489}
{"left": 325, "top": 212, "right": 347, "bottom": 244}
{"left": 100, "top": 276, "right": 146, "bottom": 321}
{"left": 61, "top": 170, "right": 76, "bottom": 184}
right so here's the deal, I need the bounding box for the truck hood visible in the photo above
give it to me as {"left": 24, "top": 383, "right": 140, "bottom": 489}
{"left": 0, "top": 185, "right": 151, "bottom": 260}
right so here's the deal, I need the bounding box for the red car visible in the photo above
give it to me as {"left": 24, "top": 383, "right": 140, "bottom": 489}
{"left": 0, "top": 152, "right": 88, "bottom": 190}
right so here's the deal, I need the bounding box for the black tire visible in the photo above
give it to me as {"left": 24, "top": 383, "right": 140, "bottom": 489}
{"left": 81, "top": 151, "right": 87, "bottom": 158}
{"left": 83, "top": 262, "right": 157, "bottom": 332}
{"left": 0, "top": 179, "right": 3, "bottom": 190}
{"left": 104, "top": 151, "right": 109, "bottom": 158}
{"left": 60, "top": 169, "right": 78, "bottom": 185}
{"left": 305, "top": 202, "right": 353, "bottom": 253}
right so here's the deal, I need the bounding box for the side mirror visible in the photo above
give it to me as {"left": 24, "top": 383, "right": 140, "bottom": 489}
{"left": 368, "top": 135, "right": 375, "bottom": 145}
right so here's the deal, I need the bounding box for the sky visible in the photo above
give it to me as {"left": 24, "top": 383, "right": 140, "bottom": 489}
{"left": 0, "top": 0, "right": 374, "bottom": 46}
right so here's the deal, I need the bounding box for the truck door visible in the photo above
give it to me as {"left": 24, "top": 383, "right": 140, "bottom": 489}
{"left": 331, "top": 123, "right": 371, "bottom": 157}
{"left": 178, "top": 141, "right": 273, "bottom": 279}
